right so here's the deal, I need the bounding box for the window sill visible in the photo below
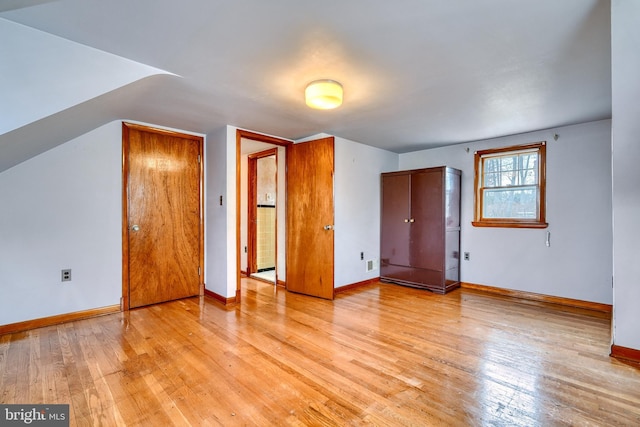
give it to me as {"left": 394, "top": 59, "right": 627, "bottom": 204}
{"left": 472, "top": 221, "right": 549, "bottom": 229}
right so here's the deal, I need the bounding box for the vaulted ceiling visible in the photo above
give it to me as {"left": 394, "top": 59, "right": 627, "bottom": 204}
{"left": 0, "top": 0, "right": 611, "bottom": 172}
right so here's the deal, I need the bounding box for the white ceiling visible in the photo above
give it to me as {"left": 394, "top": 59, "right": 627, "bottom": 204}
{"left": 0, "top": 0, "right": 611, "bottom": 171}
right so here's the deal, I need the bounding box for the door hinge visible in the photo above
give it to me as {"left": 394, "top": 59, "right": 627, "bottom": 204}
{"left": 198, "top": 155, "right": 201, "bottom": 163}
{"left": 198, "top": 267, "right": 201, "bottom": 276}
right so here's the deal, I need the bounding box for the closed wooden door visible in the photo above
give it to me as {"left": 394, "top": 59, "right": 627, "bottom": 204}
{"left": 123, "top": 123, "right": 203, "bottom": 309}
{"left": 286, "top": 137, "right": 334, "bottom": 299}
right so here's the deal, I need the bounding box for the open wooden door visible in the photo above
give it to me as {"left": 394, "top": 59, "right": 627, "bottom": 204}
{"left": 247, "top": 154, "right": 258, "bottom": 276}
{"left": 286, "top": 136, "right": 335, "bottom": 299}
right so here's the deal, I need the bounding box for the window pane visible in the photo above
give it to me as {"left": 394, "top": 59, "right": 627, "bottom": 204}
{"left": 483, "top": 152, "right": 538, "bottom": 188}
{"left": 501, "top": 170, "right": 516, "bottom": 186}
{"left": 500, "top": 156, "right": 515, "bottom": 172}
{"left": 484, "top": 158, "right": 500, "bottom": 173}
{"left": 483, "top": 187, "right": 537, "bottom": 219}
{"left": 484, "top": 172, "right": 500, "bottom": 187}
{"left": 523, "top": 169, "right": 537, "bottom": 185}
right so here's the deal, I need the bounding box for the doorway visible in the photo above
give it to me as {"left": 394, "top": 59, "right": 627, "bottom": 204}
{"left": 236, "top": 131, "right": 336, "bottom": 301}
{"left": 247, "top": 149, "right": 278, "bottom": 283}
{"left": 236, "top": 130, "right": 291, "bottom": 301}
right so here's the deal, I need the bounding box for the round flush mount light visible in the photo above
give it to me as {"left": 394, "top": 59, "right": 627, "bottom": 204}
{"left": 305, "top": 79, "right": 343, "bottom": 109}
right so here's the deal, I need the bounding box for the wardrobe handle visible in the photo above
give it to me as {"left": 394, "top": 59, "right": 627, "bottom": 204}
{"left": 409, "top": 218, "right": 415, "bottom": 223}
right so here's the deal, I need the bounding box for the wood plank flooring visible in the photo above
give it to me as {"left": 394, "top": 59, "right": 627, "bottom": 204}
{"left": 1, "top": 279, "right": 639, "bottom": 426}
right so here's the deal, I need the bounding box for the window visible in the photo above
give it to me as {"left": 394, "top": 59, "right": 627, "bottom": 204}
{"left": 473, "top": 142, "right": 547, "bottom": 228}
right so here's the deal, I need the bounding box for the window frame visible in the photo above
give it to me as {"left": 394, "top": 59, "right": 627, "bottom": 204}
{"left": 472, "top": 141, "right": 548, "bottom": 229}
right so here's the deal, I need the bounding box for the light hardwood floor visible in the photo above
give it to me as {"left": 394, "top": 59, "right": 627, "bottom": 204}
{"left": 1, "top": 279, "right": 639, "bottom": 426}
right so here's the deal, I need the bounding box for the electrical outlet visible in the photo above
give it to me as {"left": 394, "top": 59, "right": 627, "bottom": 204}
{"left": 464, "top": 252, "right": 470, "bottom": 261}
{"left": 360, "top": 251, "right": 364, "bottom": 260}
{"left": 61, "top": 269, "right": 72, "bottom": 282}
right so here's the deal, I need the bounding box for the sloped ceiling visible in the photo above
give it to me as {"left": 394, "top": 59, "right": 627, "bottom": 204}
{"left": 0, "top": 0, "right": 611, "bottom": 172}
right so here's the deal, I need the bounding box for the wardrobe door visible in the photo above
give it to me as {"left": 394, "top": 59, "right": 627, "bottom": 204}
{"left": 381, "top": 173, "right": 411, "bottom": 267}
{"left": 409, "top": 170, "right": 444, "bottom": 273}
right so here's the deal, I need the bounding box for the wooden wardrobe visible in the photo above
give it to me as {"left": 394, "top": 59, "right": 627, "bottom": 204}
{"left": 380, "top": 166, "right": 461, "bottom": 294}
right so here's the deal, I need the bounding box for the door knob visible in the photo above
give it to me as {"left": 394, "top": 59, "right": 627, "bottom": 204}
{"left": 323, "top": 225, "right": 333, "bottom": 230}
{"left": 131, "top": 225, "right": 140, "bottom": 232}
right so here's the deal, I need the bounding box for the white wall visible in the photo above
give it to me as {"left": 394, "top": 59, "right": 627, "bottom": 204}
{"left": 204, "top": 126, "right": 234, "bottom": 298}
{"left": 334, "top": 137, "right": 398, "bottom": 288}
{"left": 0, "top": 19, "right": 168, "bottom": 138}
{"left": 0, "top": 121, "right": 122, "bottom": 324}
{"left": 400, "top": 120, "right": 613, "bottom": 304}
{"left": 611, "top": 1, "right": 640, "bottom": 350}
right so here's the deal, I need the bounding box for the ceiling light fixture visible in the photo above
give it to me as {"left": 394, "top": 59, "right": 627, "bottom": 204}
{"left": 305, "top": 79, "right": 343, "bottom": 109}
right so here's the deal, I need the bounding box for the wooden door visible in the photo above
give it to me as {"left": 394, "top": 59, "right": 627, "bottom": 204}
{"left": 286, "top": 137, "right": 335, "bottom": 299}
{"left": 247, "top": 154, "right": 258, "bottom": 275}
{"left": 123, "top": 123, "right": 203, "bottom": 309}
